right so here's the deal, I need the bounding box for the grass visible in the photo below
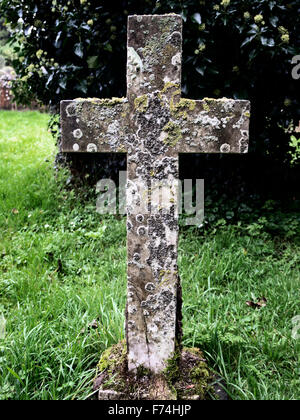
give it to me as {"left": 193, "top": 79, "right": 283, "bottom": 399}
{"left": 0, "top": 110, "right": 299, "bottom": 400}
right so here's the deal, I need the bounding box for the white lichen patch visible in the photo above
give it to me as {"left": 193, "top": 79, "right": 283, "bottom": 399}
{"left": 195, "top": 113, "right": 221, "bottom": 129}
{"left": 66, "top": 103, "right": 77, "bottom": 117}
{"left": 73, "top": 128, "right": 83, "bottom": 139}
{"left": 171, "top": 53, "right": 181, "bottom": 66}
{"left": 87, "top": 143, "right": 98, "bottom": 152}
{"left": 220, "top": 143, "right": 231, "bottom": 153}
{"left": 107, "top": 121, "right": 120, "bottom": 135}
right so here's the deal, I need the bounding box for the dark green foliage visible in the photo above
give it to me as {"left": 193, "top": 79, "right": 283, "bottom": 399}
{"left": 0, "top": 0, "right": 299, "bottom": 161}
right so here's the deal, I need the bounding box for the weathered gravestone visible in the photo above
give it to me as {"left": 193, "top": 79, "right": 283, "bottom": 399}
{"left": 61, "top": 14, "right": 250, "bottom": 394}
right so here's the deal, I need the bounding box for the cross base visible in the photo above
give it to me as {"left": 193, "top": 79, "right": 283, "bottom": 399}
{"left": 93, "top": 342, "right": 227, "bottom": 400}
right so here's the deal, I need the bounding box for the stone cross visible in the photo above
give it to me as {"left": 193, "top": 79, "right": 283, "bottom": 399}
{"left": 60, "top": 14, "right": 250, "bottom": 374}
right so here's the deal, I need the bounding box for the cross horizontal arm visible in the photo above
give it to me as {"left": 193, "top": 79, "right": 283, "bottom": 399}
{"left": 159, "top": 92, "right": 250, "bottom": 154}
{"left": 60, "top": 98, "right": 131, "bottom": 153}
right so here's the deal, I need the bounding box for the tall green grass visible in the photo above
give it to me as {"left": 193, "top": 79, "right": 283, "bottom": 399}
{"left": 0, "top": 111, "right": 299, "bottom": 400}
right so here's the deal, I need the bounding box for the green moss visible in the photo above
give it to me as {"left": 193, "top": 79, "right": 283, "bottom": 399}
{"left": 164, "top": 351, "right": 181, "bottom": 384}
{"left": 134, "top": 95, "right": 149, "bottom": 113}
{"left": 98, "top": 341, "right": 127, "bottom": 374}
{"left": 163, "top": 347, "right": 181, "bottom": 398}
{"left": 164, "top": 347, "right": 214, "bottom": 400}
{"left": 136, "top": 365, "right": 151, "bottom": 378}
{"left": 162, "top": 121, "right": 182, "bottom": 147}
{"left": 187, "top": 348, "right": 212, "bottom": 399}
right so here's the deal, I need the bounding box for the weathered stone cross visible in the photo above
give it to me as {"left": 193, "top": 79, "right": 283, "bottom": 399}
{"left": 61, "top": 14, "right": 250, "bottom": 374}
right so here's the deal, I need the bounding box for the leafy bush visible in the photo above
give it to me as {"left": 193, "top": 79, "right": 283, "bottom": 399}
{"left": 289, "top": 135, "right": 300, "bottom": 166}
{"left": 0, "top": 19, "right": 15, "bottom": 68}
{"left": 0, "top": 0, "right": 299, "bottom": 162}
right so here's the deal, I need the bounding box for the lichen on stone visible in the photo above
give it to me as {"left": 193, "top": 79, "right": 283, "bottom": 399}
{"left": 134, "top": 94, "right": 149, "bottom": 113}
{"left": 163, "top": 347, "right": 215, "bottom": 400}
{"left": 162, "top": 121, "right": 182, "bottom": 147}
{"left": 95, "top": 342, "right": 216, "bottom": 400}
{"left": 202, "top": 101, "right": 211, "bottom": 112}
{"left": 170, "top": 97, "right": 196, "bottom": 119}
{"left": 75, "top": 97, "right": 126, "bottom": 107}
{"left": 159, "top": 81, "right": 180, "bottom": 97}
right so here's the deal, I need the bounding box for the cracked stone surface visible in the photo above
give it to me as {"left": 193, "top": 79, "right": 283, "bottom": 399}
{"left": 60, "top": 14, "right": 250, "bottom": 374}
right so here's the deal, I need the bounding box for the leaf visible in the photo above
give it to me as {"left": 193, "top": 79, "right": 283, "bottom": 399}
{"left": 46, "top": 73, "right": 54, "bottom": 88}
{"left": 104, "top": 43, "right": 113, "bottom": 53}
{"left": 241, "top": 36, "right": 255, "bottom": 48}
{"left": 193, "top": 13, "right": 202, "bottom": 24}
{"left": 74, "top": 43, "right": 84, "bottom": 58}
{"left": 269, "top": 1, "right": 276, "bottom": 10}
{"left": 87, "top": 56, "right": 98, "bottom": 69}
{"left": 24, "top": 26, "right": 32, "bottom": 36}
{"left": 261, "top": 37, "right": 275, "bottom": 47}
{"left": 246, "top": 297, "right": 267, "bottom": 309}
{"left": 7, "top": 367, "right": 24, "bottom": 385}
{"left": 77, "top": 80, "right": 88, "bottom": 94}
{"left": 81, "top": 23, "right": 91, "bottom": 31}
{"left": 195, "top": 67, "right": 205, "bottom": 76}
{"left": 269, "top": 16, "right": 279, "bottom": 28}
{"left": 181, "top": 11, "right": 188, "bottom": 22}
{"left": 55, "top": 31, "right": 62, "bottom": 48}
{"left": 59, "top": 78, "right": 67, "bottom": 90}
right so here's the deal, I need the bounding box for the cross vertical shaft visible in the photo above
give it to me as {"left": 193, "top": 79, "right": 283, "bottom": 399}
{"left": 126, "top": 15, "right": 183, "bottom": 373}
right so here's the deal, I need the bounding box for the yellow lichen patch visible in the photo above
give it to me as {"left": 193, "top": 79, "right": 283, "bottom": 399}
{"left": 178, "top": 98, "right": 196, "bottom": 112}
{"left": 170, "top": 97, "right": 196, "bottom": 119}
{"left": 134, "top": 94, "right": 149, "bottom": 113}
{"left": 162, "top": 121, "right": 182, "bottom": 147}
{"left": 202, "top": 101, "right": 210, "bottom": 112}
{"left": 158, "top": 82, "right": 181, "bottom": 109}
{"left": 75, "top": 97, "right": 126, "bottom": 107}
{"left": 118, "top": 144, "right": 127, "bottom": 153}
{"left": 160, "top": 82, "right": 180, "bottom": 96}
{"left": 244, "top": 111, "right": 251, "bottom": 118}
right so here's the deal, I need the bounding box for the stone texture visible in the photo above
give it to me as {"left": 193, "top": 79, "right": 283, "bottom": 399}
{"left": 60, "top": 14, "right": 250, "bottom": 375}
{"left": 98, "top": 390, "right": 127, "bottom": 400}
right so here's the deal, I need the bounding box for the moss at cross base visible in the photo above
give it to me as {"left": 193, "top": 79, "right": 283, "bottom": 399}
{"left": 164, "top": 347, "right": 214, "bottom": 400}
{"left": 96, "top": 341, "right": 128, "bottom": 392}
{"left": 95, "top": 342, "right": 217, "bottom": 400}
